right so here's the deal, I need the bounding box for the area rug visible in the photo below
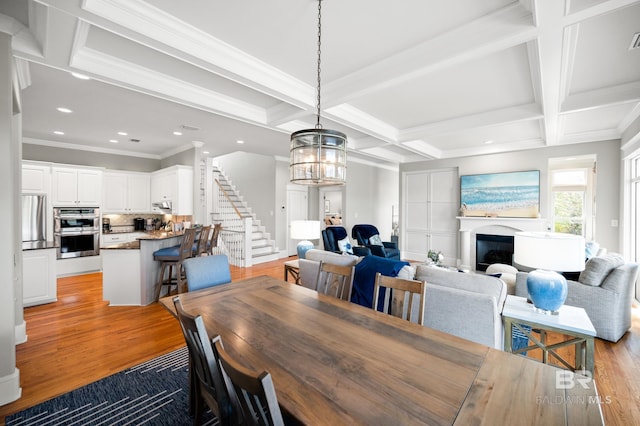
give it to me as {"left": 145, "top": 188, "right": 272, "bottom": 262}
{"left": 5, "top": 346, "right": 216, "bottom": 426}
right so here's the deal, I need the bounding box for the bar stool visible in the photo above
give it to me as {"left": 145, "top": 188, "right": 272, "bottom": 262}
{"left": 193, "top": 225, "right": 212, "bottom": 257}
{"left": 153, "top": 228, "right": 197, "bottom": 300}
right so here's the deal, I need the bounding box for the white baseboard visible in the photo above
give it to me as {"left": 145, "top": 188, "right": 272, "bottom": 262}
{"left": 15, "top": 320, "right": 27, "bottom": 345}
{"left": 0, "top": 368, "right": 22, "bottom": 406}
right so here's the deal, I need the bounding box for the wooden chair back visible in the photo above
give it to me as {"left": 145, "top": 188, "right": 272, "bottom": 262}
{"left": 195, "top": 225, "right": 212, "bottom": 256}
{"left": 209, "top": 223, "right": 223, "bottom": 255}
{"left": 179, "top": 227, "right": 198, "bottom": 261}
{"left": 317, "top": 262, "right": 354, "bottom": 301}
{"left": 173, "top": 296, "right": 237, "bottom": 425}
{"left": 373, "top": 272, "right": 426, "bottom": 325}
{"left": 213, "top": 338, "right": 285, "bottom": 426}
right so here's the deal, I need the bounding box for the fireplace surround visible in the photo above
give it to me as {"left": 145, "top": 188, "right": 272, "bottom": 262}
{"left": 457, "top": 217, "right": 547, "bottom": 271}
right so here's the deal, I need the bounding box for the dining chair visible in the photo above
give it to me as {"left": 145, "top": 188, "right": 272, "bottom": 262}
{"left": 183, "top": 254, "right": 232, "bottom": 292}
{"left": 153, "top": 227, "right": 197, "bottom": 300}
{"left": 194, "top": 225, "right": 212, "bottom": 256}
{"left": 297, "top": 258, "right": 321, "bottom": 290}
{"left": 317, "top": 262, "right": 354, "bottom": 301}
{"left": 173, "top": 296, "right": 239, "bottom": 426}
{"left": 208, "top": 223, "right": 224, "bottom": 255}
{"left": 212, "top": 338, "right": 285, "bottom": 426}
{"left": 373, "top": 272, "right": 427, "bottom": 325}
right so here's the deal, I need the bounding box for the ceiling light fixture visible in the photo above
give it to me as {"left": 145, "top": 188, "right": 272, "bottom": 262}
{"left": 237, "top": 140, "right": 245, "bottom": 144}
{"left": 117, "top": 131, "right": 128, "bottom": 136}
{"left": 289, "top": 0, "right": 347, "bottom": 186}
{"left": 173, "top": 131, "right": 182, "bottom": 136}
{"left": 109, "top": 139, "right": 118, "bottom": 143}
{"left": 57, "top": 107, "right": 72, "bottom": 113}
{"left": 53, "top": 131, "right": 64, "bottom": 135}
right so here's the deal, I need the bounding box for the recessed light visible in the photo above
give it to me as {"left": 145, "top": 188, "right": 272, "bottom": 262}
{"left": 57, "top": 107, "right": 72, "bottom": 113}
{"left": 236, "top": 140, "right": 245, "bottom": 144}
{"left": 117, "top": 131, "right": 128, "bottom": 136}
{"left": 173, "top": 131, "right": 182, "bottom": 136}
{"left": 109, "top": 139, "right": 119, "bottom": 143}
{"left": 53, "top": 131, "right": 64, "bottom": 135}
{"left": 484, "top": 140, "right": 494, "bottom": 144}
{"left": 71, "top": 72, "right": 91, "bottom": 80}
{"left": 203, "top": 151, "right": 210, "bottom": 154}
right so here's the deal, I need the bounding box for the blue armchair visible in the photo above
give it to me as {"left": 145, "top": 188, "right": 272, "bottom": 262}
{"left": 322, "top": 226, "right": 370, "bottom": 256}
{"left": 352, "top": 224, "right": 400, "bottom": 260}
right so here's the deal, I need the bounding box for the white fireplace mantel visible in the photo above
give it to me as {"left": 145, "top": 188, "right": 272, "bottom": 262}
{"left": 457, "top": 216, "right": 548, "bottom": 270}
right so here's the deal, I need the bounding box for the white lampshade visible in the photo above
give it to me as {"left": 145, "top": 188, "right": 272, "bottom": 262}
{"left": 514, "top": 232, "right": 585, "bottom": 272}
{"left": 290, "top": 220, "right": 321, "bottom": 240}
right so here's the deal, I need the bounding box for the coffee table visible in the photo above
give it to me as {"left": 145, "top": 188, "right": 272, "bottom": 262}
{"left": 503, "top": 295, "right": 596, "bottom": 375}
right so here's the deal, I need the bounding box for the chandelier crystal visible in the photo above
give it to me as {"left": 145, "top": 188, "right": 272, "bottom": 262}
{"left": 290, "top": 0, "right": 347, "bottom": 186}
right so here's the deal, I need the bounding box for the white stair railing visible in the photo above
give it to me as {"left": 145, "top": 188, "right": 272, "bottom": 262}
{"left": 213, "top": 177, "right": 253, "bottom": 267}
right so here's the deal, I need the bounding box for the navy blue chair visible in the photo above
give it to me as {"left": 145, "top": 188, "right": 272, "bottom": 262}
{"left": 322, "top": 226, "right": 370, "bottom": 256}
{"left": 351, "top": 224, "right": 400, "bottom": 260}
{"left": 183, "top": 254, "right": 232, "bottom": 292}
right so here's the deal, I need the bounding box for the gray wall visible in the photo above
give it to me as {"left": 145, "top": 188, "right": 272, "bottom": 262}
{"left": 215, "top": 152, "right": 278, "bottom": 246}
{"left": 160, "top": 148, "right": 195, "bottom": 168}
{"left": 345, "top": 160, "right": 399, "bottom": 241}
{"left": 22, "top": 141, "right": 162, "bottom": 172}
{"left": 401, "top": 140, "right": 622, "bottom": 253}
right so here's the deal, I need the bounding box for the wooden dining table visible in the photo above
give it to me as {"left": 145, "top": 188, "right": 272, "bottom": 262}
{"left": 160, "top": 275, "right": 603, "bottom": 425}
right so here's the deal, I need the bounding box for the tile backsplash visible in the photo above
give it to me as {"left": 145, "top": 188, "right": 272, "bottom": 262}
{"left": 103, "top": 213, "right": 185, "bottom": 233}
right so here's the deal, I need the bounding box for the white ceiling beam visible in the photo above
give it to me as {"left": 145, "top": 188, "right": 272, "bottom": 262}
{"left": 561, "top": 82, "right": 640, "bottom": 113}
{"left": 71, "top": 46, "right": 269, "bottom": 125}
{"left": 399, "top": 104, "right": 542, "bottom": 141}
{"left": 532, "top": 0, "right": 565, "bottom": 146}
{"left": 322, "top": 3, "right": 537, "bottom": 107}
{"left": 564, "top": 0, "right": 640, "bottom": 25}
{"left": 81, "top": 0, "right": 315, "bottom": 110}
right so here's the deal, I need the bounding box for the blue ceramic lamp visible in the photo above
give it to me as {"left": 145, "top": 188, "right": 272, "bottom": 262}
{"left": 290, "top": 220, "right": 321, "bottom": 259}
{"left": 514, "top": 232, "right": 585, "bottom": 315}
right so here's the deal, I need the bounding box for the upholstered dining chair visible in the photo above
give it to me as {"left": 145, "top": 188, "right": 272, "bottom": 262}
{"left": 297, "top": 258, "right": 321, "bottom": 290}
{"left": 213, "top": 338, "right": 285, "bottom": 426}
{"left": 373, "top": 272, "right": 427, "bottom": 325}
{"left": 183, "top": 254, "right": 232, "bottom": 292}
{"left": 317, "top": 262, "right": 355, "bottom": 302}
{"left": 153, "top": 227, "right": 197, "bottom": 300}
{"left": 173, "top": 296, "right": 238, "bottom": 426}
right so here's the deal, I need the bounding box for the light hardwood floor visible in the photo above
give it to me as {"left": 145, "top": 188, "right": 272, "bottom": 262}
{"left": 1, "top": 257, "right": 639, "bottom": 425}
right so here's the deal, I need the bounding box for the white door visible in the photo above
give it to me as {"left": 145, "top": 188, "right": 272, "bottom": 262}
{"left": 286, "top": 185, "right": 309, "bottom": 256}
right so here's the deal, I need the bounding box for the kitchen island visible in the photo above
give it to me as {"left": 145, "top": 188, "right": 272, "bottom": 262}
{"left": 101, "top": 231, "right": 184, "bottom": 305}
{"left": 22, "top": 241, "right": 58, "bottom": 307}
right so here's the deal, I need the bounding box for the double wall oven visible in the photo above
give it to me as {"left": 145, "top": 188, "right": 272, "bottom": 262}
{"left": 54, "top": 207, "right": 100, "bottom": 259}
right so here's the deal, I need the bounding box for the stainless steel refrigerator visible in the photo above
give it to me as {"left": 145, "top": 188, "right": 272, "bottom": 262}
{"left": 22, "top": 194, "right": 47, "bottom": 242}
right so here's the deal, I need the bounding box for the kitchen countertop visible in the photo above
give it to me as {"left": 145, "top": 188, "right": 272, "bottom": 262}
{"left": 101, "top": 230, "right": 185, "bottom": 250}
{"left": 22, "top": 241, "right": 58, "bottom": 251}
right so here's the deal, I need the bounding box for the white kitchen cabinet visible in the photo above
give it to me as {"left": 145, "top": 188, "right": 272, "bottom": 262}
{"left": 23, "top": 248, "right": 57, "bottom": 307}
{"left": 151, "top": 165, "right": 193, "bottom": 215}
{"left": 52, "top": 166, "right": 102, "bottom": 206}
{"left": 22, "top": 162, "right": 51, "bottom": 194}
{"left": 103, "top": 171, "right": 150, "bottom": 213}
{"left": 101, "top": 232, "right": 148, "bottom": 247}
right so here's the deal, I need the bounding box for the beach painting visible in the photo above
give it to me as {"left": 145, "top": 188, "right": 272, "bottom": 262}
{"left": 460, "top": 170, "right": 540, "bottom": 218}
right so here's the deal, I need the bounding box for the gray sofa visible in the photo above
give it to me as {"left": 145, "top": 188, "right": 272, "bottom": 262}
{"left": 515, "top": 254, "right": 639, "bottom": 342}
{"left": 414, "top": 265, "right": 508, "bottom": 349}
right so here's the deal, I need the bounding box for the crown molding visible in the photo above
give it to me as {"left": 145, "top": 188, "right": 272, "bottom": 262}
{"left": 23, "top": 137, "right": 162, "bottom": 160}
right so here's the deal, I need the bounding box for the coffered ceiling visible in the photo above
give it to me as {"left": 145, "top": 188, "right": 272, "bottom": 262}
{"left": 2, "top": 0, "right": 640, "bottom": 164}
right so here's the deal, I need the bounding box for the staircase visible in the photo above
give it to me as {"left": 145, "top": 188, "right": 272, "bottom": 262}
{"left": 211, "top": 166, "right": 279, "bottom": 265}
